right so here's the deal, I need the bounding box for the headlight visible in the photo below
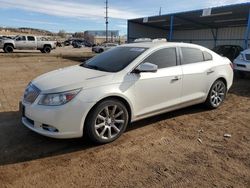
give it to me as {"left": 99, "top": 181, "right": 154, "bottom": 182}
{"left": 38, "top": 89, "right": 81, "bottom": 106}
{"left": 237, "top": 53, "right": 244, "bottom": 60}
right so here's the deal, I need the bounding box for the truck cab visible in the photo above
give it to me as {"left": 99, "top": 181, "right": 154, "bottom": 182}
{"left": 15, "top": 36, "right": 37, "bottom": 50}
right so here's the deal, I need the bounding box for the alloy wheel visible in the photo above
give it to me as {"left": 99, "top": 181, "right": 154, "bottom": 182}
{"left": 210, "top": 81, "right": 226, "bottom": 107}
{"left": 94, "top": 105, "right": 125, "bottom": 140}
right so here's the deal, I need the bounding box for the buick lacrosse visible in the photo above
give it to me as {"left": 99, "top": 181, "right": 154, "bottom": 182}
{"left": 21, "top": 41, "right": 233, "bottom": 143}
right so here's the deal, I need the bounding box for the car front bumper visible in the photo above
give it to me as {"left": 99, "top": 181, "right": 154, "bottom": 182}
{"left": 233, "top": 59, "right": 250, "bottom": 72}
{"left": 21, "top": 97, "right": 95, "bottom": 139}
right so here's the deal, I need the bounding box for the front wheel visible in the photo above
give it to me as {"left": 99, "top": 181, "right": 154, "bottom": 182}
{"left": 85, "top": 99, "right": 129, "bottom": 144}
{"left": 205, "top": 80, "right": 227, "bottom": 109}
{"left": 4, "top": 45, "right": 14, "bottom": 53}
{"left": 43, "top": 46, "right": 51, "bottom": 53}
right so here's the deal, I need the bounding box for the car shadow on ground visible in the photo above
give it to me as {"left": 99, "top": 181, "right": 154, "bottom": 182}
{"left": 0, "top": 104, "right": 207, "bottom": 166}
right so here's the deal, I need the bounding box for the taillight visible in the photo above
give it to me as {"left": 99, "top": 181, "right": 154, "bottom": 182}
{"left": 230, "top": 62, "right": 234, "bottom": 69}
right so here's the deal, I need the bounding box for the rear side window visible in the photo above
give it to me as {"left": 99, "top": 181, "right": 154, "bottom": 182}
{"left": 203, "top": 51, "right": 213, "bottom": 61}
{"left": 27, "top": 36, "right": 35, "bottom": 41}
{"left": 181, "top": 47, "right": 204, "bottom": 64}
{"left": 142, "top": 48, "right": 177, "bottom": 69}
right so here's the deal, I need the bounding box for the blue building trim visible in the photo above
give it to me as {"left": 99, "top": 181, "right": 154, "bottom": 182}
{"left": 169, "top": 15, "right": 174, "bottom": 41}
{"left": 211, "top": 28, "right": 218, "bottom": 48}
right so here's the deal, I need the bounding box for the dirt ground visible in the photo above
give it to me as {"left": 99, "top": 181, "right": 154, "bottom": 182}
{"left": 0, "top": 47, "right": 249, "bottom": 188}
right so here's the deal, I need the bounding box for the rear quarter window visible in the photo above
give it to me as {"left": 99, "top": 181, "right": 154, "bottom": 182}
{"left": 203, "top": 51, "right": 213, "bottom": 61}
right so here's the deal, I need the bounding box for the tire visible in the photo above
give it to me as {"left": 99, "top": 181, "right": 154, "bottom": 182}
{"left": 4, "top": 45, "right": 14, "bottom": 53}
{"left": 85, "top": 99, "right": 129, "bottom": 144}
{"left": 98, "top": 49, "right": 104, "bottom": 53}
{"left": 43, "top": 46, "right": 51, "bottom": 53}
{"left": 205, "top": 79, "right": 227, "bottom": 109}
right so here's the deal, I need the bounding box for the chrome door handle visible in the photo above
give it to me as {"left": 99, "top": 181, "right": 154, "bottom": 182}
{"left": 171, "top": 76, "right": 181, "bottom": 81}
{"left": 207, "top": 69, "right": 214, "bottom": 74}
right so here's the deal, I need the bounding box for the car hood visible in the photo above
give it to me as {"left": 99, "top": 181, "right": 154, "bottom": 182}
{"left": 242, "top": 49, "right": 250, "bottom": 54}
{"left": 32, "top": 65, "right": 113, "bottom": 93}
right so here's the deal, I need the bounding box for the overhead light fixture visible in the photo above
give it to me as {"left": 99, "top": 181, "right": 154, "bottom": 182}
{"left": 147, "top": 19, "right": 166, "bottom": 23}
{"left": 214, "top": 18, "right": 246, "bottom": 23}
{"left": 201, "top": 11, "right": 232, "bottom": 17}
{"left": 163, "top": 24, "right": 182, "bottom": 27}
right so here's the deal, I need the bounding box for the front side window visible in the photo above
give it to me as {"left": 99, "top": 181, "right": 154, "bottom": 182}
{"left": 181, "top": 47, "right": 204, "bottom": 64}
{"left": 16, "top": 36, "right": 26, "bottom": 41}
{"left": 82, "top": 47, "right": 147, "bottom": 72}
{"left": 142, "top": 48, "right": 177, "bottom": 69}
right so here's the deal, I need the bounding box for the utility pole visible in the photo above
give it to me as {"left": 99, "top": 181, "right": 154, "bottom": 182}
{"left": 105, "top": 0, "right": 108, "bottom": 43}
{"left": 159, "top": 7, "right": 162, "bottom": 16}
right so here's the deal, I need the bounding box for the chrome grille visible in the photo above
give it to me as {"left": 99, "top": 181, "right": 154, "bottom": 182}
{"left": 245, "top": 54, "right": 250, "bottom": 61}
{"left": 23, "top": 84, "right": 40, "bottom": 104}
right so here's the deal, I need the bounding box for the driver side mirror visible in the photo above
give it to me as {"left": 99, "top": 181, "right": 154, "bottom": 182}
{"left": 133, "top": 62, "right": 158, "bottom": 73}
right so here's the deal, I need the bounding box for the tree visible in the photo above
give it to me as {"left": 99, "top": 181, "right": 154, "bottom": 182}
{"left": 58, "top": 30, "right": 66, "bottom": 38}
{"left": 73, "top": 32, "right": 84, "bottom": 38}
{"left": 83, "top": 32, "right": 94, "bottom": 43}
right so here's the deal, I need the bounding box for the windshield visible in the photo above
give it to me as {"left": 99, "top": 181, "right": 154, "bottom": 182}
{"left": 82, "top": 47, "right": 147, "bottom": 72}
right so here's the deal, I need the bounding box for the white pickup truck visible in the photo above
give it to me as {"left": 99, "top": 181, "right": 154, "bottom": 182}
{"left": 0, "top": 35, "right": 56, "bottom": 53}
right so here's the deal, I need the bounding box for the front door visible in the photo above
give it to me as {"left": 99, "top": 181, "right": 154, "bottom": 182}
{"left": 132, "top": 47, "right": 183, "bottom": 118}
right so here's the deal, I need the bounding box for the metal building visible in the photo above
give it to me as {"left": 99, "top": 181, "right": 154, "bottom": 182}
{"left": 127, "top": 3, "right": 250, "bottom": 49}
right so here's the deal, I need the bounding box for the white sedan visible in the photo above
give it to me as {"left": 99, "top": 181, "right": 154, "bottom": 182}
{"left": 233, "top": 48, "right": 250, "bottom": 77}
{"left": 21, "top": 41, "right": 233, "bottom": 143}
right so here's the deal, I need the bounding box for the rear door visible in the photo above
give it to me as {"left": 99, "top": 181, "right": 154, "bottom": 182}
{"left": 26, "top": 36, "right": 36, "bottom": 49}
{"left": 180, "top": 47, "right": 215, "bottom": 103}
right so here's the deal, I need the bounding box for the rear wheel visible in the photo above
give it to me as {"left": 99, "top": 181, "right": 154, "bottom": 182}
{"left": 4, "top": 45, "right": 14, "bottom": 53}
{"left": 85, "top": 99, "right": 129, "bottom": 144}
{"left": 205, "top": 80, "right": 227, "bottom": 109}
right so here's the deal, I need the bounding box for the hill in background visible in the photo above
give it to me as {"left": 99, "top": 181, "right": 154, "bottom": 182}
{"left": 0, "top": 27, "right": 54, "bottom": 36}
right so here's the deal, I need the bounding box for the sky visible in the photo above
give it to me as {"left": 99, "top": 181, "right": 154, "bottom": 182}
{"left": 0, "top": 0, "right": 249, "bottom": 35}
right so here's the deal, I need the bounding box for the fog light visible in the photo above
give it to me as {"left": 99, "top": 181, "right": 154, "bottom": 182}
{"left": 42, "top": 124, "right": 59, "bottom": 132}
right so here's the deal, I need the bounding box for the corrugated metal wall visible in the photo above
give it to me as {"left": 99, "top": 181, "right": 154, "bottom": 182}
{"left": 173, "top": 27, "right": 247, "bottom": 49}
{"left": 128, "top": 21, "right": 249, "bottom": 49}
{"left": 128, "top": 22, "right": 166, "bottom": 42}
{"left": 173, "top": 29, "right": 215, "bottom": 49}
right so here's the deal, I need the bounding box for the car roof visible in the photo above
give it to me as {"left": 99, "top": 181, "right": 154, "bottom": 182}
{"left": 121, "top": 42, "right": 206, "bottom": 50}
